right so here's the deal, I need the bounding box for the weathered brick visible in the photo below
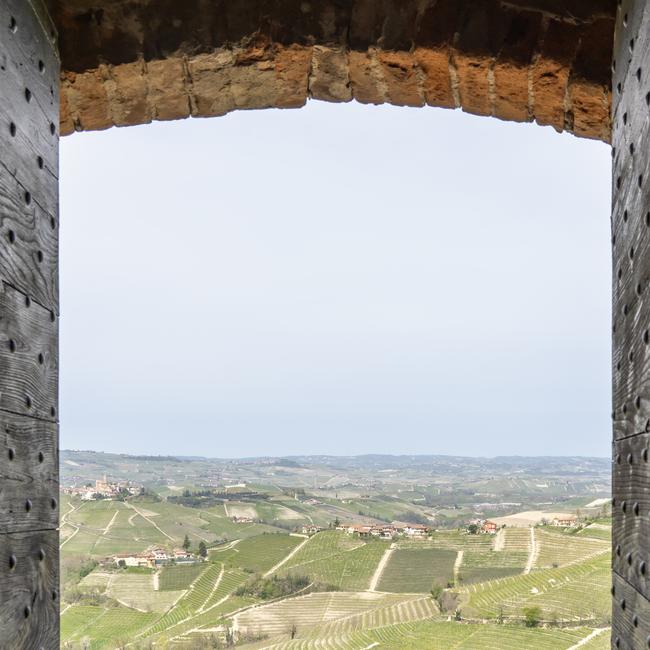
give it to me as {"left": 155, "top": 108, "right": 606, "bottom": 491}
{"left": 274, "top": 45, "right": 312, "bottom": 109}
{"left": 309, "top": 47, "right": 352, "bottom": 103}
{"left": 377, "top": 51, "right": 424, "bottom": 107}
{"left": 492, "top": 10, "right": 542, "bottom": 122}
{"left": 349, "top": 49, "right": 385, "bottom": 105}
{"left": 104, "top": 61, "right": 151, "bottom": 127}
{"left": 64, "top": 70, "right": 112, "bottom": 131}
{"left": 146, "top": 58, "right": 190, "bottom": 122}
{"left": 50, "top": 0, "right": 615, "bottom": 141}
{"left": 454, "top": 55, "right": 492, "bottom": 116}
{"left": 413, "top": 47, "right": 455, "bottom": 109}
{"left": 531, "top": 20, "right": 579, "bottom": 131}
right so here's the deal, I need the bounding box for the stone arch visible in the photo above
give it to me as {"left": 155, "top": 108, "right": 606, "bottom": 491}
{"left": 50, "top": 0, "right": 614, "bottom": 140}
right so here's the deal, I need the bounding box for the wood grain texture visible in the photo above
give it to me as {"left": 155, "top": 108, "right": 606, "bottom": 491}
{"left": 0, "top": 1, "right": 59, "bottom": 647}
{"left": 612, "top": 571, "right": 650, "bottom": 650}
{"left": 613, "top": 435, "right": 650, "bottom": 598}
{"left": 0, "top": 158, "right": 58, "bottom": 312}
{"left": 0, "top": 410, "right": 57, "bottom": 533}
{"left": 611, "top": 0, "right": 650, "bottom": 441}
{"left": 0, "top": 529, "right": 59, "bottom": 649}
{"left": 0, "top": 0, "right": 59, "bottom": 212}
{"left": 0, "top": 282, "right": 57, "bottom": 422}
{"left": 612, "top": 2, "right": 650, "bottom": 648}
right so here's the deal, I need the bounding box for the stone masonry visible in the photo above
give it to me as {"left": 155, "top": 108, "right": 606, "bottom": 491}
{"left": 47, "top": 0, "right": 615, "bottom": 141}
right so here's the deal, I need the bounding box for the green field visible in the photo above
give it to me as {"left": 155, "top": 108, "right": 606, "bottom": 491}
{"left": 158, "top": 563, "right": 205, "bottom": 590}
{"left": 61, "top": 605, "right": 158, "bottom": 649}
{"left": 465, "top": 552, "right": 611, "bottom": 622}
{"left": 216, "top": 533, "right": 303, "bottom": 573}
{"left": 58, "top": 449, "right": 612, "bottom": 650}
{"left": 278, "top": 531, "right": 389, "bottom": 590}
{"left": 250, "top": 620, "right": 606, "bottom": 649}
{"left": 61, "top": 497, "right": 287, "bottom": 560}
{"left": 534, "top": 528, "right": 609, "bottom": 568}
{"left": 378, "top": 548, "right": 457, "bottom": 593}
{"left": 234, "top": 591, "right": 435, "bottom": 638}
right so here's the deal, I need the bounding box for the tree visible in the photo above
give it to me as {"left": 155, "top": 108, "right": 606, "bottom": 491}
{"left": 333, "top": 517, "right": 340, "bottom": 528}
{"left": 467, "top": 524, "right": 478, "bottom": 535}
{"left": 198, "top": 541, "right": 207, "bottom": 558}
{"left": 430, "top": 584, "right": 443, "bottom": 609}
{"left": 182, "top": 534, "right": 191, "bottom": 551}
{"left": 523, "top": 606, "right": 541, "bottom": 628}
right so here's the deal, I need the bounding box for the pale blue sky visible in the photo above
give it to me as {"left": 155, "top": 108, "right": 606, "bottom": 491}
{"left": 59, "top": 101, "right": 611, "bottom": 458}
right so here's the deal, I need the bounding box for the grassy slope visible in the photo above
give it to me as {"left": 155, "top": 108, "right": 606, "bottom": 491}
{"left": 378, "top": 548, "right": 457, "bottom": 593}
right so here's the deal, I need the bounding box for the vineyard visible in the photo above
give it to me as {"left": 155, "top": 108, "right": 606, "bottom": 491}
{"left": 60, "top": 496, "right": 613, "bottom": 650}
{"left": 278, "top": 531, "right": 389, "bottom": 590}
{"left": 464, "top": 552, "right": 611, "bottom": 622}
{"left": 534, "top": 528, "right": 609, "bottom": 569}
{"left": 377, "top": 548, "right": 457, "bottom": 592}
{"left": 247, "top": 621, "right": 604, "bottom": 649}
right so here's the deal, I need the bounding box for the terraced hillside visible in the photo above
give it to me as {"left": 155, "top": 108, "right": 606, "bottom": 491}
{"left": 277, "top": 530, "right": 389, "bottom": 590}
{"left": 465, "top": 551, "right": 611, "bottom": 622}
{"left": 234, "top": 592, "right": 435, "bottom": 637}
{"left": 216, "top": 533, "right": 304, "bottom": 574}
{"left": 534, "top": 528, "right": 609, "bottom": 569}
{"left": 377, "top": 548, "right": 457, "bottom": 592}
{"left": 236, "top": 621, "right": 605, "bottom": 649}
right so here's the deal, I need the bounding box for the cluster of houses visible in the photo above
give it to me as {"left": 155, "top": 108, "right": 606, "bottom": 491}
{"left": 62, "top": 475, "right": 141, "bottom": 501}
{"left": 111, "top": 547, "right": 198, "bottom": 568}
{"left": 336, "top": 522, "right": 431, "bottom": 539}
{"left": 230, "top": 515, "right": 255, "bottom": 524}
{"left": 475, "top": 514, "right": 578, "bottom": 534}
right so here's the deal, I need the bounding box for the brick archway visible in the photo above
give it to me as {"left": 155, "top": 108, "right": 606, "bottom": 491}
{"left": 51, "top": 1, "right": 613, "bottom": 141}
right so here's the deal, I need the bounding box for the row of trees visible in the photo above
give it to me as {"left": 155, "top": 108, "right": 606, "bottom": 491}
{"left": 182, "top": 534, "right": 208, "bottom": 558}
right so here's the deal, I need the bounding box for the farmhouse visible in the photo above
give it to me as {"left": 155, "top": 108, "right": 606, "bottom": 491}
{"left": 482, "top": 520, "right": 498, "bottom": 534}
{"left": 300, "top": 525, "right": 324, "bottom": 536}
{"left": 552, "top": 515, "right": 578, "bottom": 527}
{"left": 112, "top": 552, "right": 152, "bottom": 568}
{"left": 348, "top": 525, "right": 374, "bottom": 538}
{"left": 403, "top": 524, "right": 429, "bottom": 538}
{"left": 173, "top": 549, "right": 198, "bottom": 563}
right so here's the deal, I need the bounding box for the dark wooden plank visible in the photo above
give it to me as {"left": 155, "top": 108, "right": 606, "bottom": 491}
{"left": 0, "top": 528, "right": 58, "bottom": 649}
{"left": 612, "top": 1, "right": 650, "bottom": 645}
{"left": 0, "top": 410, "right": 57, "bottom": 532}
{"left": 0, "top": 282, "right": 57, "bottom": 422}
{"left": 612, "top": 571, "right": 650, "bottom": 650}
{"left": 610, "top": 0, "right": 650, "bottom": 440}
{"left": 1, "top": 0, "right": 59, "bottom": 108}
{"left": 613, "top": 434, "right": 650, "bottom": 599}
{"left": 611, "top": 0, "right": 646, "bottom": 118}
{"left": 0, "top": 162, "right": 58, "bottom": 311}
{"left": 0, "top": 0, "right": 59, "bottom": 215}
{"left": 0, "top": 2, "right": 59, "bottom": 648}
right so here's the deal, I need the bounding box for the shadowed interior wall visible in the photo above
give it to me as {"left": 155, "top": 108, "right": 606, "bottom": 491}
{"left": 611, "top": 1, "right": 650, "bottom": 647}
{"left": 0, "top": 0, "right": 60, "bottom": 646}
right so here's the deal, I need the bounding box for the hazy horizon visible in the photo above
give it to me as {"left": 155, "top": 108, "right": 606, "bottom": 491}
{"left": 60, "top": 100, "right": 611, "bottom": 458}
{"left": 60, "top": 448, "right": 611, "bottom": 460}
